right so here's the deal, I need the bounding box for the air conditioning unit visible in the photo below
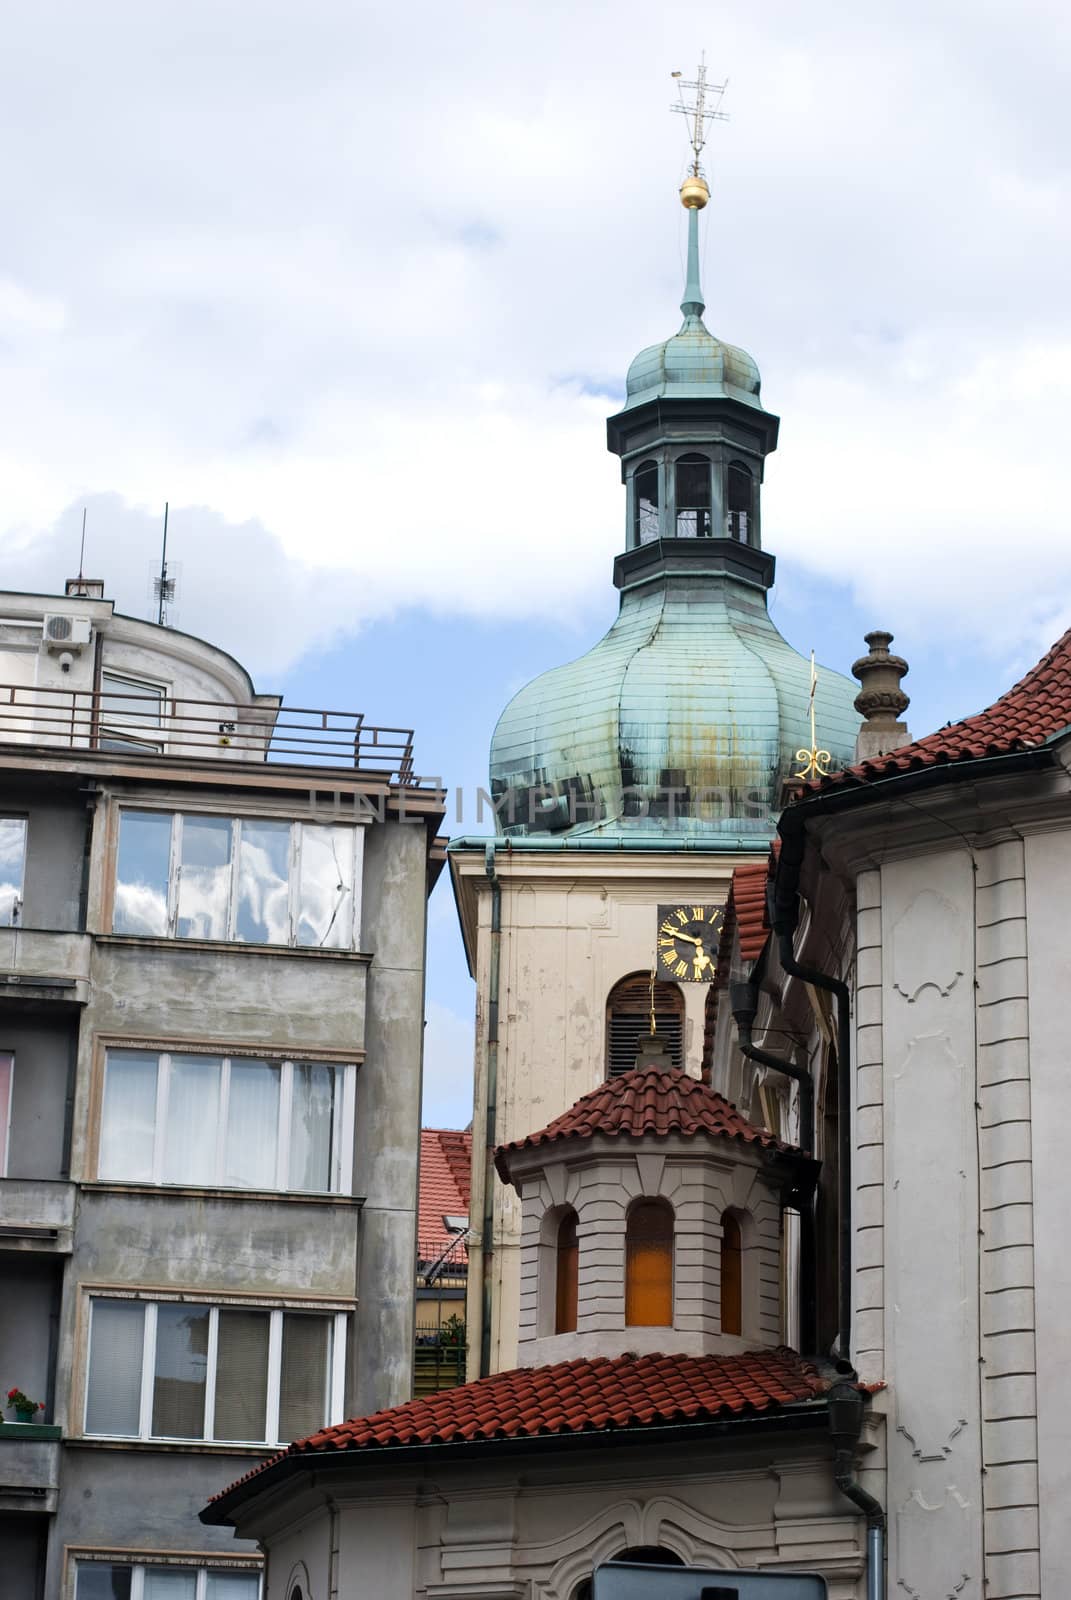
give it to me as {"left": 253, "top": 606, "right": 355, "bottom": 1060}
{"left": 42, "top": 614, "right": 93, "bottom": 651}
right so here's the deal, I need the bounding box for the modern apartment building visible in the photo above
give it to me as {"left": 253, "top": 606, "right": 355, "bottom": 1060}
{"left": 0, "top": 578, "right": 445, "bottom": 1600}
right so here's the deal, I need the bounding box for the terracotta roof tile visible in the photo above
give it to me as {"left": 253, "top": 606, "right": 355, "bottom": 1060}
{"left": 211, "top": 1348, "right": 828, "bottom": 1503}
{"left": 495, "top": 1065, "right": 793, "bottom": 1182}
{"left": 809, "top": 626, "right": 1071, "bottom": 794}
{"left": 418, "top": 1128, "right": 472, "bottom": 1262}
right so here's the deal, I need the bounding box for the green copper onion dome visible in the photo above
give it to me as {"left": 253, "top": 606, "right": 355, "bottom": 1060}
{"left": 487, "top": 179, "right": 859, "bottom": 844}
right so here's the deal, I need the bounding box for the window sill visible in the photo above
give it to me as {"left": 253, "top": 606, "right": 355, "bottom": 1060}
{"left": 95, "top": 934, "right": 372, "bottom": 963}
{"left": 81, "top": 1181, "right": 365, "bottom": 1207}
{"left": 68, "top": 1436, "right": 285, "bottom": 1457}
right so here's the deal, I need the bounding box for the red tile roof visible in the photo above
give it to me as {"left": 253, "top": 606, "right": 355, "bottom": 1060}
{"left": 418, "top": 1128, "right": 472, "bottom": 1263}
{"left": 811, "top": 626, "right": 1071, "bottom": 793}
{"left": 495, "top": 1065, "right": 793, "bottom": 1181}
{"left": 210, "top": 1348, "right": 828, "bottom": 1505}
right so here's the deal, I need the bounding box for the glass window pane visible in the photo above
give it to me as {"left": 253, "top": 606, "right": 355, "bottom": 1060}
{"left": 289, "top": 1063, "right": 339, "bottom": 1192}
{"left": 177, "top": 816, "right": 233, "bottom": 940}
{"left": 0, "top": 1052, "right": 12, "bottom": 1177}
{"left": 100, "top": 1051, "right": 159, "bottom": 1181}
{"left": 143, "top": 1573, "right": 197, "bottom": 1600}
{"left": 278, "top": 1314, "right": 329, "bottom": 1443}
{"left": 76, "top": 1564, "right": 133, "bottom": 1600}
{"left": 296, "top": 826, "right": 354, "bottom": 949}
{"left": 152, "top": 1303, "right": 209, "bottom": 1438}
{"left": 225, "top": 1060, "right": 280, "bottom": 1188}
{"left": 163, "top": 1056, "right": 221, "bottom": 1186}
{"left": 86, "top": 1300, "right": 144, "bottom": 1436}
{"left": 114, "top": 810, "right": 171, "bottom": 936}
{"left": 214, "top": 1308, "right": 270, "bottom": 1442}
{"left": 206, "top": 1575, "right": 261, "bottom": 1600}
{"left": 101, "top": 672, "right": 165, "bottom": 734}
{"left": 236, "top": 820, "right": 291, "bottom": 944}
{"left": 0, "top": 817, "right": 26, "bottom": 926}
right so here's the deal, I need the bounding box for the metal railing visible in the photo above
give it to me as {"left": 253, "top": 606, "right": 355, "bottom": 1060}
{"left": 0, "top": 682, "right": 417, "bottom": 782}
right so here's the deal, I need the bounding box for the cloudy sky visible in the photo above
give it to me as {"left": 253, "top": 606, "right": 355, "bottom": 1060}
{"left": 3, "top": 0, "right": 1069, "bottom": 1124}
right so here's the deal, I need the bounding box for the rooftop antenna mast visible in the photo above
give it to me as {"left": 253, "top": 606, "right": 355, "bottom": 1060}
{"left": 154, "top": 502, "right": 176, "bottom": 627}
{"left": 78, "top": 507, "right": 87, "bottom": 583}
{"left": 670, "top": 54, "right": 729, "bottom": 180}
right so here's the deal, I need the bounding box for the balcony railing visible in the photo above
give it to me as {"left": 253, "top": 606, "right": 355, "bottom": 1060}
{"left": 0, "top": 683, "right": 417, "bottom": 782}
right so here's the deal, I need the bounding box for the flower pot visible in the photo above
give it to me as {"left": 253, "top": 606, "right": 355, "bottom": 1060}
{"left": 14, "top": 1408, "right": 35, "bottom": 1424}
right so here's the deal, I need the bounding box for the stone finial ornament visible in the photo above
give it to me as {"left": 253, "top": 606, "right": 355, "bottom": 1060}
{"left": 852, "top": 629, "right": 912, "bottom": 762}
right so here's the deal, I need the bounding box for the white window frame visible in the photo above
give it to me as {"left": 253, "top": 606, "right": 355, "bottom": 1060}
{"left": 84, "top": 1296, "right": 348, "bottom": 1446}
{"left": 115, "top": 809, "right": 363, "bottom": 949}
{"left": 74, "top": 1558, "right": 263, "bottom": 1600}
{"left": 0, "top": 1051, "right": 12, "bottom": 1176}
{"left": 99, "top": 669, "right": 170, "bottom": 752}
{"left": 0, "top": 814, "right": 27, "bottom": 928}
{"left": 100, "top": 1048, "right": 357, "bottom": 1194}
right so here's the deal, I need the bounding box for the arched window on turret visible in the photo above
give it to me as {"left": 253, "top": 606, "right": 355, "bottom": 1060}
{"left": 625, "top": 1198, "right": 674, "bottom": 1326}
{"left": 727, "top": 460, "right": 753, "bottom": 542}
{"left": 633, "top": 460, "right": 660, "bottom": 546}
{"left": 675, "top": 453, "right": 712, "bottom": 537}
{"left": 720, "top": 1211, "right": 743, "bottom": 1335}
{"left": 555, "top": 1208, "right": 579, "bottom": 1334}
{"left": 605, "top": 974, "right": 684, "bottom": 1078}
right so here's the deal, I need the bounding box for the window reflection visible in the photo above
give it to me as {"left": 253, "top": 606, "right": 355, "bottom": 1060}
{"left": 289, "top": 1062, "right": 340, "bottom": 1191}
{"left": 152, "top": 1303, "right": 209, "bottom": 1439}
{"left": 177, "top": 815, "right": 232, "bottom": 940}
{"left": 0, "top": 817, "right": 26, "bottom": 926}
{"left": 297, "top": 826, "right": 355, "bottom": 949}
{"left": 237, "top": 820, "right": 290, "bottom": 943}
{"left": 114, "top": 810, "right": 171, "bottom": 935}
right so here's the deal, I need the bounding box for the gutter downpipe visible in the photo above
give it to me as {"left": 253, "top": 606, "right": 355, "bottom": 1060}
{"left": 728, "top": 979, "right": 817, "bottom": 1354}
{"left": 479, "top": 841, "right": 502, "bottom": 1378}
{"left": 775, "top": 811, "right": 885, "bottom": 1598}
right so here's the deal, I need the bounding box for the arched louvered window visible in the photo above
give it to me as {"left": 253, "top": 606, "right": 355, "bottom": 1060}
{"left": 633, "top": 460, "right": 660, "bottom": 546}
{"left": 605, "top": 974, "right": 684, "bottom": 1079}
{"left": 555, "top": 1209, "right": 579, "bottom": 1334}
{"left": 726, "top": 460, "right": 753, "bottom": 542}
{"left": 625, "top": 1199, "right": 674, "bottom": 1327}
{"left": 720, "top": 1211, "right": 743, "bottom": 1336}
{"left": 675, "top": 453, "right": 712, "bottom": 537}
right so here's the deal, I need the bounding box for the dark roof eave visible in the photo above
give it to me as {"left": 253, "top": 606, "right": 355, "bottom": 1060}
{"left": 200, "top": 1398, "right": 831, "bottom": 1527}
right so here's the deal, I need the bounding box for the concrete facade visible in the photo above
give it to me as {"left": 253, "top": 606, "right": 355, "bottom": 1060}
{"left": 0, "top": 585, "right": 444, "bottom": 1600}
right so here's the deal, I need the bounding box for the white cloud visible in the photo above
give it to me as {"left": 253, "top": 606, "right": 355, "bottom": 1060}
{"left": 0, "top": 0, "right": 1069, "bottom": 667}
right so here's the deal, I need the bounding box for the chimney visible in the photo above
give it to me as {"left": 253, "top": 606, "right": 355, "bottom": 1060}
{"left": 65, "top": 577, "right": 105, "bottom": 600}
{"left": 852, "top": 629, "right": 911, "bottom": 762}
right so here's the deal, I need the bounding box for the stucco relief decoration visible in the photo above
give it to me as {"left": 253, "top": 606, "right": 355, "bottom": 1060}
{"left": 890, "top": 889, "right": 964, "bottom": 1002}
{"left": 895, "top": 1485, "right": 971, "bottom": 1600}
{"left": 896, "top": 1416, "right": 968, "bottom": 1464}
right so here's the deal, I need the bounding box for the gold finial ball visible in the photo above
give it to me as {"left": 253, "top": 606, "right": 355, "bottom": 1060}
{"left": 679, "top": 174, "right": 710, "bottom": 210}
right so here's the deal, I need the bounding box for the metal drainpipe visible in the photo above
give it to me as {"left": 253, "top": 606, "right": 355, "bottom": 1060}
{"left": 479, "top": 841, "right": 502, "bottom": 1378}
{"left": 728, "top": 980, "right": 817, "bottom": 1353}
{"left": 829, "top": 1372, "right": 886, "bottom": 1600}
{"left": 776, "top": 929, "right": 853, "bottom": 1367}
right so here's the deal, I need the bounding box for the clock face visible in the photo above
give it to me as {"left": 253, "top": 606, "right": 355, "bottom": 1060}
{"left": 656, "top": 903, "right": 724, "bottom": 983}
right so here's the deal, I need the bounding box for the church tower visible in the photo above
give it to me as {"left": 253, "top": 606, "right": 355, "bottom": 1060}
{"left": 450, "top": 120, "right": 859, "bottom": 1379}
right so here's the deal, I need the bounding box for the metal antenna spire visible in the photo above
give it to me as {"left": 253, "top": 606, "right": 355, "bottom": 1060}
{"left": 78, "top": 508, "right": 87, "bottom": 582}
{"left": 154, "top": 502, "right": 177, "bottom": 626}
{"left": 670, "top": 54, "right": 729, "bottom": 180}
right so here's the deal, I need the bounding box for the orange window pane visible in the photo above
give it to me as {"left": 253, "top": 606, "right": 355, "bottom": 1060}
{"left": 555, "top": 1211, "right": 579, "bottom": 1334}
{"left": 625, "top": 1201, "right": 673, "bottom": 1327}
{"left": 721, "top": 1213, "right": 742, "bottom": 1336}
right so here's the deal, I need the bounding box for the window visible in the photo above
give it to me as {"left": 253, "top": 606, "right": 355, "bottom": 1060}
{"left": 555, "top": 1209, "right": 579, "bottom": 1334}
{"left": 605, "top": 974, "right": 684, "bottom": 1078}
{"left": 720, "top": 1212, "right": 743, "bottom": 1335}
{"left": 99, "top": 671, "right": 167, "bottom": 752}
{"left": 0, "top": 1052, "right": 11, "bottom": 1176}
{"left": 675, "top": 454, "right": 712, "bottom": 537}
{"left": 633, "top": 460, "right": 660, "bottom": 545}
{"left": 98, "top": 1049, "right": 355, "bottom": 1193}
{"left": 625, "top": 1199, "right": 674, "bottom": 1327}
{"left": 0, "top": 816, "right": 26, "bottom": 926}
{"left": 84, "top": 1297, "right": 346, "bottom": 1444}
{"left": 75, "top": 1561, "right": 261, "bottom": 1600}
{"left": 113, "top": 810, "right": 361, "bottom": 949}
{"left": 726, "top": 460, "right": 753, "bottom": 542}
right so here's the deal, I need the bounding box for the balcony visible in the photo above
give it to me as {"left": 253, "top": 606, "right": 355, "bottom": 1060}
{"left": 0, "top": 1180, "right": 76, "bottom": 1251}
{"left": 0, "top": 929, "right": 92, "bottom": 1006}
{"left": 0, "top": 1425, "right": 61, "bottom": 1514}
{"left": 0, "top": 682, "right": 418, "bottom": 783}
